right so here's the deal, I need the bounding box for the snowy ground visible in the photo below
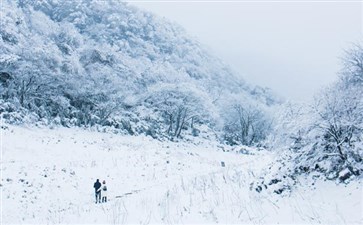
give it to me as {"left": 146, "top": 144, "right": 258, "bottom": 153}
{"left": 1, "top": 124, "right": 362, "bottom": 224}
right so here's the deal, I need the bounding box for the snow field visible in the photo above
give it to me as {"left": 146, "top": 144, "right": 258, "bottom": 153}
{"left": 1, "top": 125, "right": 362, "bottom": 224}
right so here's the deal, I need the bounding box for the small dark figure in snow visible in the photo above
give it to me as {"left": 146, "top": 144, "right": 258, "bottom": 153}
{"left": 93, "top": 179, "right": 101, "bottom": 204}
{"left": 102, "top": 180, "right": 108, "bottom": 203}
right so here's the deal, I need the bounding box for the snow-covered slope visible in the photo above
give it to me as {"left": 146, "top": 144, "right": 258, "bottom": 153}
{"left": 1, "top": 124, "right": 362, "bottom": 224}
{"left": 0, "top": 0, "right": 280, "bottom": 142}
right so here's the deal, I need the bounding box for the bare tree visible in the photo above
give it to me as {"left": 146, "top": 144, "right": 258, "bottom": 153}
{"left": 223, "top": 102, "right": 272, "bottom": 146}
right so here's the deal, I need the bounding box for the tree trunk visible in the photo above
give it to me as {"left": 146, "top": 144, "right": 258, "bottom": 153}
{"left": 177, "top": 110, "right": 187, "bottom": 138}
{"left": 167, "top": 114, "right": 173, "bottom": 134}
{"left": 174, "top": 110, "right": 181, "bottom": 137}
{"left": 337, "top": 145, "right": 346, "bottom": 161}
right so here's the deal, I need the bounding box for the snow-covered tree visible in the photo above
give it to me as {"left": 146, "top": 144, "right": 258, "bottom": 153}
{"left": 269, "top": 43, "right": 363, "bottom": 181}
{"left": 142, "top": 83, "right": 217, "bottom": 139}
{"left": 221, "top": 95, "right": 273, "bottom": 146}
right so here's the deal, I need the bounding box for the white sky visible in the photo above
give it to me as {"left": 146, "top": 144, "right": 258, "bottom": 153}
{"left": 128, "top": 0, "right": 362, "bottom": 101}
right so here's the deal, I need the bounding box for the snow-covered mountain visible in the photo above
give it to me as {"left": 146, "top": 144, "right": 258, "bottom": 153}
{"left": 0, "top": 0, "right": 281, "bottom": 143}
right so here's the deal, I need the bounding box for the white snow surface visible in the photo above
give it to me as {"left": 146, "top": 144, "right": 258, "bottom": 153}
{"left": 1, "top": 125, "right": 362, "bottom": 224}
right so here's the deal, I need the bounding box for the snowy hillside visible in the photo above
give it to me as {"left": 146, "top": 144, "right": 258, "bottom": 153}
{"left": 0, "top": 0, "right": 281, "bottom": 143}
{"left": 1, "top": 124, "right": 362, "bottom": 224}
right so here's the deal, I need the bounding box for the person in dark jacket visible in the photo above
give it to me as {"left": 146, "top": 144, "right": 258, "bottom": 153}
{"left": 93, "top": 179, "right": 101, "bottom": 204}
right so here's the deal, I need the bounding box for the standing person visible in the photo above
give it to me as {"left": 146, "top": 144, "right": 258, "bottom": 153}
{"left": 93, "top": 179, "right": 101, "bottom": 204}
{"left": 102, "top": 180, "right": 108, "bottom": 203}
